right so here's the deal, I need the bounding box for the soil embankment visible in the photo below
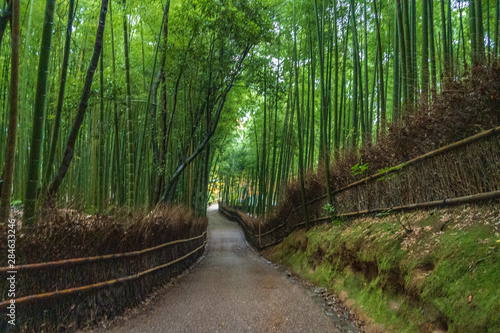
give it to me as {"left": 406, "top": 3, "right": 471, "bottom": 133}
{"left": 266, "top": 204, "right": 500, "bottom": 333}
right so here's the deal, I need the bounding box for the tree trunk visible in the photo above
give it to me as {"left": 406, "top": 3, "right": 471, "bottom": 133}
{"left": 24, "top": 0, "right": 57, "bottom": 225}
{"left": 421, "top": 0, "right": 429, "bottom": 103}
{"left": 293, "top": 0, "right": 309, "bottom": 227}
{"left": 154, "top": 0, "right": 171, "bottom": 204}
{"left": 99, "top": 46, "right": 105, "bottom": 209}
{"left": 350, "top": 0, "right": 360, "bottom": 147}
{"left": 477, "top": 0, "right": 486, "bottom": 62}
{"left": 48, "top": 0, "right": 108, "bottom": 201}
{"left": 495, "top": 0, "right": 499, "bottom": 57}
{"left": 459, "top": 0, "right": 468, "bottom": 71}
{"left": 488, "top": 0, "right": 491, "bottom": 65}
{"left": 373, "top": 0, "right": 386, "bottom": 134}
{"left": 38, "top": 0, "right": 76, "bottom": 211}
{"left": 259, "top": 65, "right": 267, "bottom": 217}
{"left": 429, "top": 0, "right": 437, "bottom": 98}
{"left": 471, "top": 0, "right": 478, "bottom": 64}
{"left": 333, "top": 1, "right": 340, "bottom": 153}
{"left": 396, "top": 0, "right": 408, "bottom": 108}
{"left": 121, "top": 0, "right": 134, "bottom": 208}
{"left": 440, "top": 0, "right": 449, "bottom": 77}
{"left": 0, "top": 0, "right": 19, "bottom": 223}
{"left": 447, "top": 0, "right": 454, "bottom": 76}
{"left": 392, "top": 7, "right": 400, "bottom": 120}
{"left": 403, "top": 0, "right": 413, "bottom": 106}
{"left": 108, "top": 0, "right": 122, "bottom": 204}
{"left": 314, "top": 0, "right": 333, "bottom": 207}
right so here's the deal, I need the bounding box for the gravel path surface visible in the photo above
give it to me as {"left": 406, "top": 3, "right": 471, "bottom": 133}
{"left": 107, "top": 205, "right": 341, "bottom": 333}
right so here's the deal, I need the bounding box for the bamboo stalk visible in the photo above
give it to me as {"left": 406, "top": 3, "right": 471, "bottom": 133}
{"left": 0, "top": 240, "right": 207, "bottom": 311}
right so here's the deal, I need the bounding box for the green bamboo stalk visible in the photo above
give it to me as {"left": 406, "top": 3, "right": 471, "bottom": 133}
{"left": 122, "top": 0, "right": 134, "bottom": 208}
{"left": 48, "top": 0, "right": 108, "bottom": 200}
{"left": 24, "top": 0, "right": 57, "bottom": 225}
{"left": 471, "top": 0, "right": 478, "bottom": 64}
{"left": 293, "top": 0, "right": 309, "bottom": 228}
{"left": 373, "top": 0, "right": 386, "bottom": 134}
{"left": 421, "top": 0, "right": 429, "bottom": 102}
{"left": 314, "top": 0, "right": 333, "bottom": 207}
{"left": 38, "top": 0, "right": 76, "bottom": 211}
{"left": 0, "top": 0, "right": 19, "bottom": 223}
{"left": 99, "top": 46, "right": 105, "bottom": 210}
{"left": 477, "top": 0, "right": 486, "bottom": 62}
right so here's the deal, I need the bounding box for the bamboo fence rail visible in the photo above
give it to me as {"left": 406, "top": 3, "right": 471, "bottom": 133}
{"left": 0, "top": 231, "right": 207, "bottom": 273}
{"left": 0, "top": 240, "right": 206, "bottom": 311}
{"left": 295, "top": 190, "right": 500, "bottom": 226}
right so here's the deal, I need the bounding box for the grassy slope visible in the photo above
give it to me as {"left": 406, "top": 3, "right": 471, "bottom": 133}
{"left": 266, "top": 204, "right": 500, "bottom": 333}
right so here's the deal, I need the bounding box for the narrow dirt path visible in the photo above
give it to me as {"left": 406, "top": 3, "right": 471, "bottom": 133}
{"left": 107, "top": 205, "right": 342, "bottom": 332}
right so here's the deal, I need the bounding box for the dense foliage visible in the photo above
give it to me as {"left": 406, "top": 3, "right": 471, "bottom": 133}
{"left": 0, "top": 0, "right": 499, "bottom": 224}
{"left": 0, "top": 0, "right": 274, "bottom": 224}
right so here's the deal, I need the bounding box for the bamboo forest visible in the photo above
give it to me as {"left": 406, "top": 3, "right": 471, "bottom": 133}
{"left": 1, "top": 0, "right": 500, "bottom": 332}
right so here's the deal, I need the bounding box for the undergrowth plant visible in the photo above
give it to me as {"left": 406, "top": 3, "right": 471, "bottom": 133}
{"left": 350, "top": 162, "right": 370, "bottom": 177}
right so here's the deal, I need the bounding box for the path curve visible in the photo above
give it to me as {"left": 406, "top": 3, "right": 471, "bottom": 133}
{"left": 108, "top": 205, "right": 341, "bottom": 332}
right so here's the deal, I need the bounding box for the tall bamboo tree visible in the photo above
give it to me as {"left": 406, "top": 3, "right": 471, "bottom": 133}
{"left": 477, "top": 0, "right": 486, "bottom": 62}
{"left": 122, "top": 0, "right": 134, "bottom": 208}
{"left": 429, "top": 0, "right": 437, "bottom": 97}
{"left": 24, "top": 0, "right": 57, "bottom": 225}
{"left": 293, "top": 0, "right": 309, "bottom": 227}
{"left": 396, "top": 0, "right": 408, "bottom": 107}
{"left": 421, "top": 0, "right": 429, "bottom": 102}
{"left": 373, "top": 0, "right": 386, "bottom": 132}
{"left": 314, "top": 0, "right": 333, "bottom": 207}
{"left": 48, "top": 0, "right": 109, "bottom": 200}
{"left": 471, "top": 0, "right": 478, "bottom": 64}
{"left": 0, "top": 0, "right": 19, "bottom": 223}
{"left": 38, "top": 0, "right": 76, "bottom": 209}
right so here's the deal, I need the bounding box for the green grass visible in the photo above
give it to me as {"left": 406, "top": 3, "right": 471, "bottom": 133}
{"left": 268, "top": 206, "right": 500, "bottom": 333}
{"left": 420, "top": 227, "right": 500, "bottom": 332}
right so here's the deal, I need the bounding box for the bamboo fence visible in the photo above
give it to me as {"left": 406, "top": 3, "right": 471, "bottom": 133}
{"left": 0, "top": 228, "right": 207, "bottom": 330}
{"left": 0, "top": 239, "right": 206, "bottom": 311}
{"left": 221, "top": 126, "right": 500, "bottom": 249}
